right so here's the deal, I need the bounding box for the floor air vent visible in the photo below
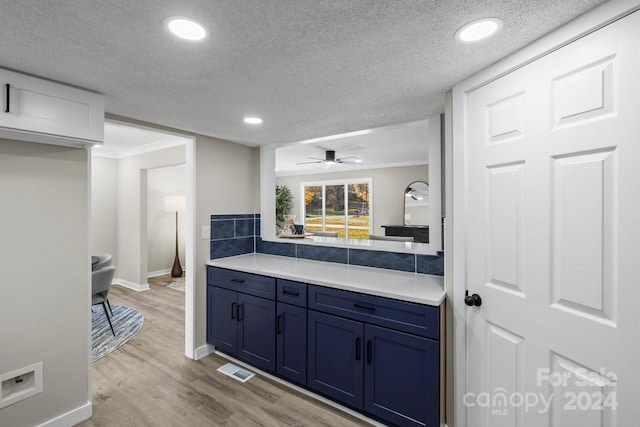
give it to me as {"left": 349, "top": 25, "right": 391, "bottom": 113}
{"left": 217, "top": 363, "right": 255, "bottom": 383}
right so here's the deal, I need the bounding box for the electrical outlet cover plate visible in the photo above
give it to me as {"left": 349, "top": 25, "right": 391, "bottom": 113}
{"left": 0, "top": 362, "right": 43, "bottom": 409}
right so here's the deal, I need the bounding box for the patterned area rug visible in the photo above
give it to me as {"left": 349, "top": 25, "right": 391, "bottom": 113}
{"left": 92, "top": 305, "right": 144, "bottom": 362}
{"left": 149, "top": 274, "right": 185, "bottom": 292}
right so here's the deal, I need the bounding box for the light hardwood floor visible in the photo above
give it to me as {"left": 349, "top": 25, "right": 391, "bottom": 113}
{"left": 79, "top": 276, "right": 372, "bottom": 427}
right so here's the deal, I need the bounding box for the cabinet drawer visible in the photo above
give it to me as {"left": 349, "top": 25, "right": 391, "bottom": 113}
{"left": 277, "top": 279, "right": 307, "bottom": 307}
{"left": 308, "top": 285, "right": 439, "bottom": 339}
{"left": 208, "top": 266, "right": 275, "bottom": 300}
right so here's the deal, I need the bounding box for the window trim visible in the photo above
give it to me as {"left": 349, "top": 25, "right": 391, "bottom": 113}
{"left": 300, "top": 177, "right": 373, "bottom": 239}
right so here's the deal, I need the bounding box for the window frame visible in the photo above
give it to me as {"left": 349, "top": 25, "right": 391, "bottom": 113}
{"left": 300, "top": 177, "right": 373, "bottom": 239}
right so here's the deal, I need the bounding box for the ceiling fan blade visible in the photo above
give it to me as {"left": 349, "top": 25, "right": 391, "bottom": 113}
{"left": 340, "top": 160, "right": 363, "bottom": 165}
{"left": 296, "top": 160, "right": 323, "bottom": 165}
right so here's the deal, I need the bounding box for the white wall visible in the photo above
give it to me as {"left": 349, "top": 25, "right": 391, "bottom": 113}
{"left": 147, "top": 165, "right": 186, "bottom": 275}
{"left": 116, "top": 145, "right": 186, "bottom": 287}
{"left": 276, "top": 164, "right": 428, "bottom": 236}
{"left": 91, "top": 156, "right": 118, "bottom": 265}
{"left": 0, "top": 139, "right": 89, "bottom": 427}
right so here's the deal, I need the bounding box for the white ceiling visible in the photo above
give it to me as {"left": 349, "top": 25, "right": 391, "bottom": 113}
{"left": 94, "top": 121, "right": 189, "bottom": 158}
{"left": 0, "top": 1, "right": 606, "bottom": 146}
{"left": 276, "top": 120, "right": 428, "bottom": 176}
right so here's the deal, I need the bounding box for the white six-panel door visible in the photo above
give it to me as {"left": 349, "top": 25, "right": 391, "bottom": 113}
{"left": 462, "top": 10, "right": 640, "bottom": 427}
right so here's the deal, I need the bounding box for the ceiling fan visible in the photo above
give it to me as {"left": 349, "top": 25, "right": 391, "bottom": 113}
{"left": 296, "top": 150, "right": 362, "bottom": 165}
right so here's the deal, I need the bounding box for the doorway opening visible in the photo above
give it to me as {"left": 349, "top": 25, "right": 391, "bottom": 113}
{"left": 90, "top": 119, "right": 196, "bottom": 360}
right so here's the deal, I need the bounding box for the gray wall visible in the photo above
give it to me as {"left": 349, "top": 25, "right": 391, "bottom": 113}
{"left": 116, "top": 145, "right": 186, "bottom": 286}
{"left": 276, "top": 164, "right": 428, "bottom": 236}
{"left": 0, "top": 139, "right": 89, "bottom": 427}
{"left": 194, "top": 136, "right": 259, "bottom": 348}
{"left": 91, "top": 156, "right": 118, "bottom": 265}
{"left": 147, "top": 165, "right": 186, "bottom": 274}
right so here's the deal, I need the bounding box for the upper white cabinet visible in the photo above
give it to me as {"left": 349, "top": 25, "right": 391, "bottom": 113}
{"left": 0, "top": 68, "right": 104, "bottom": 147}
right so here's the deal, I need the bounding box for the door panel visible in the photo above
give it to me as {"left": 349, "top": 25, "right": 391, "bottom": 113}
{"left": 464, "top": 11, "right": 640, "bottom": 427}
{"left": 364, "top": 324, "right": 439, "bottom": 427}
{"left": 307, "top": 310, "right": 364, "bottom": 409}
{"left": 237, "top": 293, "right": 276, "bottom": 372}
{"left": 276, "top": 302, "right": 307, "bottom": 385}
{"left": 208, "top": 286, "right": 237, "bottom": 355}
{"left": 486, "top": 162, "right": 525, "bottom": 295}
{"left": 550, "top": 149, "right": 616, "bottom": 323}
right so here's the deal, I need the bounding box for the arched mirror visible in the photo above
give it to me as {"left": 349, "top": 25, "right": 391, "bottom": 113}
{"left": 404, "top": 181, "right": 429, "bottom": 226}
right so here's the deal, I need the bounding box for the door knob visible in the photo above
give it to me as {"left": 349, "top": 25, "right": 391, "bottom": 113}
{"left": 464, "top": 290, "right": 482, "bottom": 307}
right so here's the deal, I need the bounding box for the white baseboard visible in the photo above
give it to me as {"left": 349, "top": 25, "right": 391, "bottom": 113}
{"left": 213, "top": 351, "right": 386, "bottom": 427}
{"left": 113, "top": 278, "right": 149, "bottom": 292}
{"left": 194, "top": 344, "right": 215, "bottom": 360}
{"left": 147, "top": 268, "right": 186, "bottom": 278}
{"left": 147, "top": 269, "right": 171, "bottom": 278}
{"left": 37, "top": 401, "right": 92, "bottom": 427}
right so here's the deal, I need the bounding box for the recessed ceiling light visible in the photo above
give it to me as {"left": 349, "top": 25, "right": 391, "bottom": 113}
{"left": 455, "top": 18, "right": 503, "bottom": 43}
{"left": 164, "top": 16, "right": 208, "bottom": 41}
{"left": 243, "top": 117, "right": 263, "bottom": 125}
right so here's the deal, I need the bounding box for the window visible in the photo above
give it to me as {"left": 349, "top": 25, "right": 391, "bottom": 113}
{"left": 301, "top": 179, "right": 372, "bottom": 239}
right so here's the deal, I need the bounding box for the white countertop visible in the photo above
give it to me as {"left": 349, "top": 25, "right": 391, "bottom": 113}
{"left": 207, "top": 253, "right": 445, "bottom": 306}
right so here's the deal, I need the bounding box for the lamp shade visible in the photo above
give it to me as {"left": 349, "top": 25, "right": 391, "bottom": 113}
{"left": 164, "top": 195, "right": 186, "bottom": 212}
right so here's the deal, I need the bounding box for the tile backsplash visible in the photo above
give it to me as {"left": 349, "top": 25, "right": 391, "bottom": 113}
{"left": 210, "top": 214, "right": 259, "bottom": 259}
{"left": 210, "top": 213, "right": 444, "bottom": 276}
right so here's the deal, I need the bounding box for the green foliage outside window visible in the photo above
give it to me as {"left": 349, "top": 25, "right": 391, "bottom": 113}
{"left": 275, "top": 185, "right": 293, "bottom": 224}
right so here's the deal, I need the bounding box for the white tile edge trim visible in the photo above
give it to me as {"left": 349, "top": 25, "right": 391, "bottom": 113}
{"left": 37, "top": 401, "right": 92, "bottom": 427}
{"left": 212, "top": 350, "right": 387, "bottom": 427}
{"left": 194, "top": 344, "right": 215, "bottom": 360}
{"left": 113, "top": 278, "right": 150, "bottom": 292}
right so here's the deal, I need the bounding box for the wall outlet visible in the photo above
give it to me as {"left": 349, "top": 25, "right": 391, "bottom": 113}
{"left": 201, "top": 225, "right": 211, "bottom": 240}
{"left": 0, "top": 362, "right": 43, "bottom": 409}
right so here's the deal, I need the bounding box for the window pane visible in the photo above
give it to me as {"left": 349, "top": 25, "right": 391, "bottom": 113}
{"left": 304, "top": 186, "right": 323, "bottom": 232}
{"left": 347, "top": 183, "right": 370, "bottom": 240}
{"left": 325, "top": 184, "right": 346, "bottom": 237}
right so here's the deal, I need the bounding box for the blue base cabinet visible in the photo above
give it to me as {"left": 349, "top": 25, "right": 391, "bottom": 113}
{"left": 207, "top": 266, "right": 441, "bottom": 427}
{"left": 207, "top": 268, "right": 276, "bottom": 372}
{"left": 276, "top": 302, "right": 307, "bottom": 385}
{"left": 308, "top": 310, "right": 364, "bottom": 409}
{"left": 207, "top": 286, "right": 237, "bottom": 354}
{"left": 237, "top": 293, "right": 276, "bottom": 371}
{"left": 364, "top": 324, "right": 439, "bottom": 427}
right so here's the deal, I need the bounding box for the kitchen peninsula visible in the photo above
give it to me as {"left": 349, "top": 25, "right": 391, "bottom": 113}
{"left": 207, "top": 253, "right": 445, "bottom": 427}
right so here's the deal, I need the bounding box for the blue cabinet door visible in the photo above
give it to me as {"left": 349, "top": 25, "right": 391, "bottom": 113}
{"left": 276, "top": 302, "right": 307, "bottom": 385}
{"left": 237, "top": 293, "right": 276, "bottom": 372}
{"left": 364, "top": 324, "right": 439, "bottom": 427}
{"left": 308, "top": 310, "right": 364, "bottom": 410}
{"left": 208, "top": 286, "right": 238, "bottom": 355}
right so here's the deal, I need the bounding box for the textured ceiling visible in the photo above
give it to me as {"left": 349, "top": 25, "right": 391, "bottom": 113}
{"left": 0, "top": 0, "right": 605, "bottom": 146}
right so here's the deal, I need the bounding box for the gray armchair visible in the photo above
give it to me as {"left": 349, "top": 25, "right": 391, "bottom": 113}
{"left": 92, "top": 254, "right": 112, "bottom": 271}
{"left": 92, "top": 266, "right": 116, "bottom": 336}
{"left": 92, "top": 254, "right": 114, "bottom": 315}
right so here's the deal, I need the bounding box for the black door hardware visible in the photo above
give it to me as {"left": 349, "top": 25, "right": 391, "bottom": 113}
{"left": 464, "top": 290, "right": 482, "bottom": 307}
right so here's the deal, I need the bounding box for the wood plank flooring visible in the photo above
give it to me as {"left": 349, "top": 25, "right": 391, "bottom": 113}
{"left": 78, "top": 276, "right": 372, "bottom": 427}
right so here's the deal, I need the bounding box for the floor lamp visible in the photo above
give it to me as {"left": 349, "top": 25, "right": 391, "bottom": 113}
{"left": 164, "top": 195, "right": 186, "bottom": 278}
